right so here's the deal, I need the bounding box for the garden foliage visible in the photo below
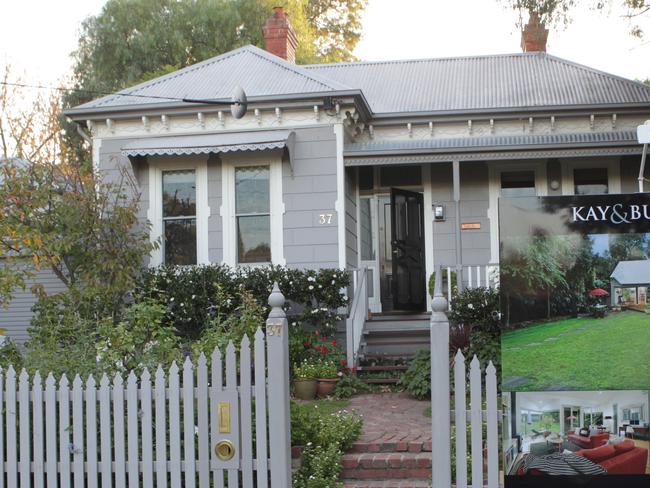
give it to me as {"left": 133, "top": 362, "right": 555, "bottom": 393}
{"left": 136, "top": 264, "right": 349, "bottom": 339}
{"left": 291, "top": 402, "right": 362, "bottom": 488}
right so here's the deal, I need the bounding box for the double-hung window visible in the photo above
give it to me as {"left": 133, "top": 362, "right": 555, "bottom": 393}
{"left": 235, "top": 166, "right": 271, "bottom": 263}
{"left": 162, "top": 170, "right": 197, "bottom": 265}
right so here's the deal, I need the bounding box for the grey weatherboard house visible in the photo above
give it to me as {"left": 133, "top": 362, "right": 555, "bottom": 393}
{"left": 3, "top": 8, "right": 650, "bottom": 364}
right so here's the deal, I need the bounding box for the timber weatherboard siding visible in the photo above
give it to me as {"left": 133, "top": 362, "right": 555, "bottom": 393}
{"left": 0, "top": 264, "right": 67, "bottom": 343}
{"left": 282, "top": 127, "right": 340, "bottom": 269}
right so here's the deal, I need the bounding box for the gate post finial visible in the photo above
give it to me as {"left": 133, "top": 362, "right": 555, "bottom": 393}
{"left": 268, "top": 282, "right": 286, "bottom": 318}
{"left": 431, "top": 265, "right": 448, "bottom": 313}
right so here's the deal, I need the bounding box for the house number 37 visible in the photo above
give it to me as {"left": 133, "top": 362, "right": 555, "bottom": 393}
{"left": 319, "top": 213, "right": 333, "bottom": 225}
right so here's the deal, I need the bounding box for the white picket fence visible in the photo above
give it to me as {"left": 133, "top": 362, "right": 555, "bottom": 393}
{"left": 451, "top": 352, "right": 499, "bottom": 488}
{"left": 430, "top": 265, "right": 501, "bottom": 488}
{"left": 0, "top": 284, "right": 292, "bottom": 488}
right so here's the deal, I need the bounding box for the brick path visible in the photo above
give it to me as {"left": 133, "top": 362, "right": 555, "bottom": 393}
{"left": 342, "top": 392, "right": 432, "bottom": 487}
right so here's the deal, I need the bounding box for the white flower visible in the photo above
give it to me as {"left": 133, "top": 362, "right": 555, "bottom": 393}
{"left": 309, "top": 285, "right": 314, "bottom": 290}
{"left": 467, "top": 303, "right": 474, "bottom": 309}
{"left": 307, "top": 276, "right": 315, "bottom": 282}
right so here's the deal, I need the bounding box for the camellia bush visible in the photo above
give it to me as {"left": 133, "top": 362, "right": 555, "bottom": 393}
{"left": 136, "top": 264, "right": 350, "bottom": 339}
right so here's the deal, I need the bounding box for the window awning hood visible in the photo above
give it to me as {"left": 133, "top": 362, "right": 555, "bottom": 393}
{"left": 121, "top": 130, "right": 295, "bottom": 158}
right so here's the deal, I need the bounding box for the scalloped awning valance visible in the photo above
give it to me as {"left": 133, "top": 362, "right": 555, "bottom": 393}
{"left": 121, "top": 130, "right": 295, "bottom": 158}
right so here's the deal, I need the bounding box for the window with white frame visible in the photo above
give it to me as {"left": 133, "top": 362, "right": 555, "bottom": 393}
{"left": 235, "top": 166, "right": 271, "bottom": 263}
{"left": 162, "top": 170, "right": 197, "bottom": 265}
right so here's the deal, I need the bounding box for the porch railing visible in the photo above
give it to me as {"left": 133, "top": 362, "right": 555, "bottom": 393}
{"left": 346, "top": 268, "right": 369, "bottom": 368}
{"left": 442, "top": 264, "right": 500, "bottom": 292}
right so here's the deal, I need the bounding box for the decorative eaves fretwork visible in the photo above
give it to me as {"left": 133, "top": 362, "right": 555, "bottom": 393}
{"left": 343, "top": 110, "right": 364, "bottom": 139}
{"left": 344, "top": 146, "right": 642, "bottom": 166}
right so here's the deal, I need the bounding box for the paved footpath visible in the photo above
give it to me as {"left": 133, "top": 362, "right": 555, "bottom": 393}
{"left": 347, "top": 392, "right": 432, "bottom": 452}
{"left": 341, "top": 392, "right": 433, "bottom": 488}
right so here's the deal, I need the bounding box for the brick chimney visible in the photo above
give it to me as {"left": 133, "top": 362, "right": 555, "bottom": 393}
{"left": 262, "top": 7, "right": 298, "bottom": 63}
{"left": 521, "top": 10, "right": 549, "bottom": 52}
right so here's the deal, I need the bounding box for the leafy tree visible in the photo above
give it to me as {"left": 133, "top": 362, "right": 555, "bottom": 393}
{"left": 501, "top": 234, "right": 580, "bottom": 322}
{"left": 62, "top": 0, "right": 367, "bottom": 158}
{"left": 502, "top": 1, "right": 650, "bottom": 37}
{"left": 0, "top": 68, "right": 156, "bottom": 315}
{"left": 0, "top": 158, "right": 156, "bottom": 315}
{"left": 607, "top": 233, "right": 650, "bottom": 263}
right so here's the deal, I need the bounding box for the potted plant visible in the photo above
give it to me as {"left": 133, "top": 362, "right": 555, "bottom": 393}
{"left": 316, "top": 360, "right": 339, "bottom": 398}
{"left": 293, "top": 360, "right": 318, "bottom": 400}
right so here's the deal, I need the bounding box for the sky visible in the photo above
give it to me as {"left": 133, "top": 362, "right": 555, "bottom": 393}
{"left": 1, "top": 0, "right": 649, "bottom": 90}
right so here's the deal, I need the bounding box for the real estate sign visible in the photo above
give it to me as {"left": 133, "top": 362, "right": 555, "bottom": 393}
{"left": 500, "top": 193, "right": 650, "bottom": 487}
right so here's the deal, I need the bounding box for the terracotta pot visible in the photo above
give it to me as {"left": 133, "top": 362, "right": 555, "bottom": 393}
{"left": 316, "top": 378, "right": 338, "bottom": 398}
{"left": 293, "top": 379, "right": 317, "bottom": 400}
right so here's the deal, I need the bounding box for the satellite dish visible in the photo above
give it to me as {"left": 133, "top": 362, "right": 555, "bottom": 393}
{"left": 231, "top": 86, "right": 248, "bottom": 119}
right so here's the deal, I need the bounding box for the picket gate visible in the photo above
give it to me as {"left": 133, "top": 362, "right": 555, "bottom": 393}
{"left": 0, "top": 283, "right": 291, "bottom": 488}
{"left": 430, "top": 266, "right": 501, "bottom": 488}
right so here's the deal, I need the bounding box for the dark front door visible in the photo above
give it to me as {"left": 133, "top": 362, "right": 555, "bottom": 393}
{"left": 390, "top": 188, "right": 426, "bottom": 311}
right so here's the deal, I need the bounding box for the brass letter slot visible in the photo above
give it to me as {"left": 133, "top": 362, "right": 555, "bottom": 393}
{"left": 215, "top": 440, "right": 235, "bottom": 461}
{"left": 218, "top": 402, "right": 230, "bottom": 433}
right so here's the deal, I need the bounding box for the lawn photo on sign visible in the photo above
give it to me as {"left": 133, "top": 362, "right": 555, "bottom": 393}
{"left": 499, "top": 195, "right": 650, "bottom": 392}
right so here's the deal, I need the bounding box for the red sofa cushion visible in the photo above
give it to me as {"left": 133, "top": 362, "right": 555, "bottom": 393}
{"left": 576, "top": 444, "right": 616, "bottom": 463}
{"left": 600, "top": 446, "right": 648, "bottom": 475}
{"left": 568, "top": 432, "right": 609, "bottom": 449}
{"left": 612, "top": 439, "right": 636, "bottom": 454}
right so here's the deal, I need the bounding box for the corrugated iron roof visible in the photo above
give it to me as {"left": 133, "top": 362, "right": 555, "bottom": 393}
{"left": 74, "top": 45, "right": 350, "bottom": 111}
{"left": 344, "top": 131, "right": 638, "bottom": 156}
{"left": 306, "top": 52, "right": 650, "bottom": 114}
{"left": 121, "top": 130, "right": 295, "bottom": 157}
{"left": 69, "top": 46, "right": 650, "bottom": 116}
{"left": 610, "top": 260, "right": 650, "bottom": 285}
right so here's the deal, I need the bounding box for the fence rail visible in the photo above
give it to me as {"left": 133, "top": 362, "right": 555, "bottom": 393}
{"left": 0, "top": 283, "right": 292, "bottom": 488}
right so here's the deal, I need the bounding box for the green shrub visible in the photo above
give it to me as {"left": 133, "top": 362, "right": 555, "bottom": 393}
{"left": 0, "top": 339, "right": 23, "bottom": 371}
{"left": 334, "top": 373, "right": 371, "bottom": 399}
{"left": 25, "top": 290, "right": 106, "bottom": 377}
{"left": 192, "top": 288, "right": 265, "bottom": 357}
{"left": 293, "top": 360, "right": 319, "bottom": 380}
{"left": 95, "top": 299, "right": 181, "bottom": 375}
{"left": 291, "top": 402, "right": 362, "bottom": 488}
{"left": 448, "top": 287, "right": 501, "bottom": 333}
{"left": 293, "top": 443, "right": 343, "bottom": 488}
{"left": 397, "top": 349, "right": 431, "bottom": 399}
{"left": 449, "top": 287, "right": 502, "bottom": 372}
{"left": 137, "top": 265, "right": 350, "bottom": 339}
{"left": 314, "top": 360, "right": 339, "bottom": 379}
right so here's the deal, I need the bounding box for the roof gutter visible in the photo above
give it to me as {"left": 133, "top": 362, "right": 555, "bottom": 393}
{"left": 63, "top": 89, "right": 373, "bottom": 122}
{"left": 369, "top": 102, "right": 650, "bottom": 123}
{"left": 344, "top": 139, "right": 641, "bottom": 158}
